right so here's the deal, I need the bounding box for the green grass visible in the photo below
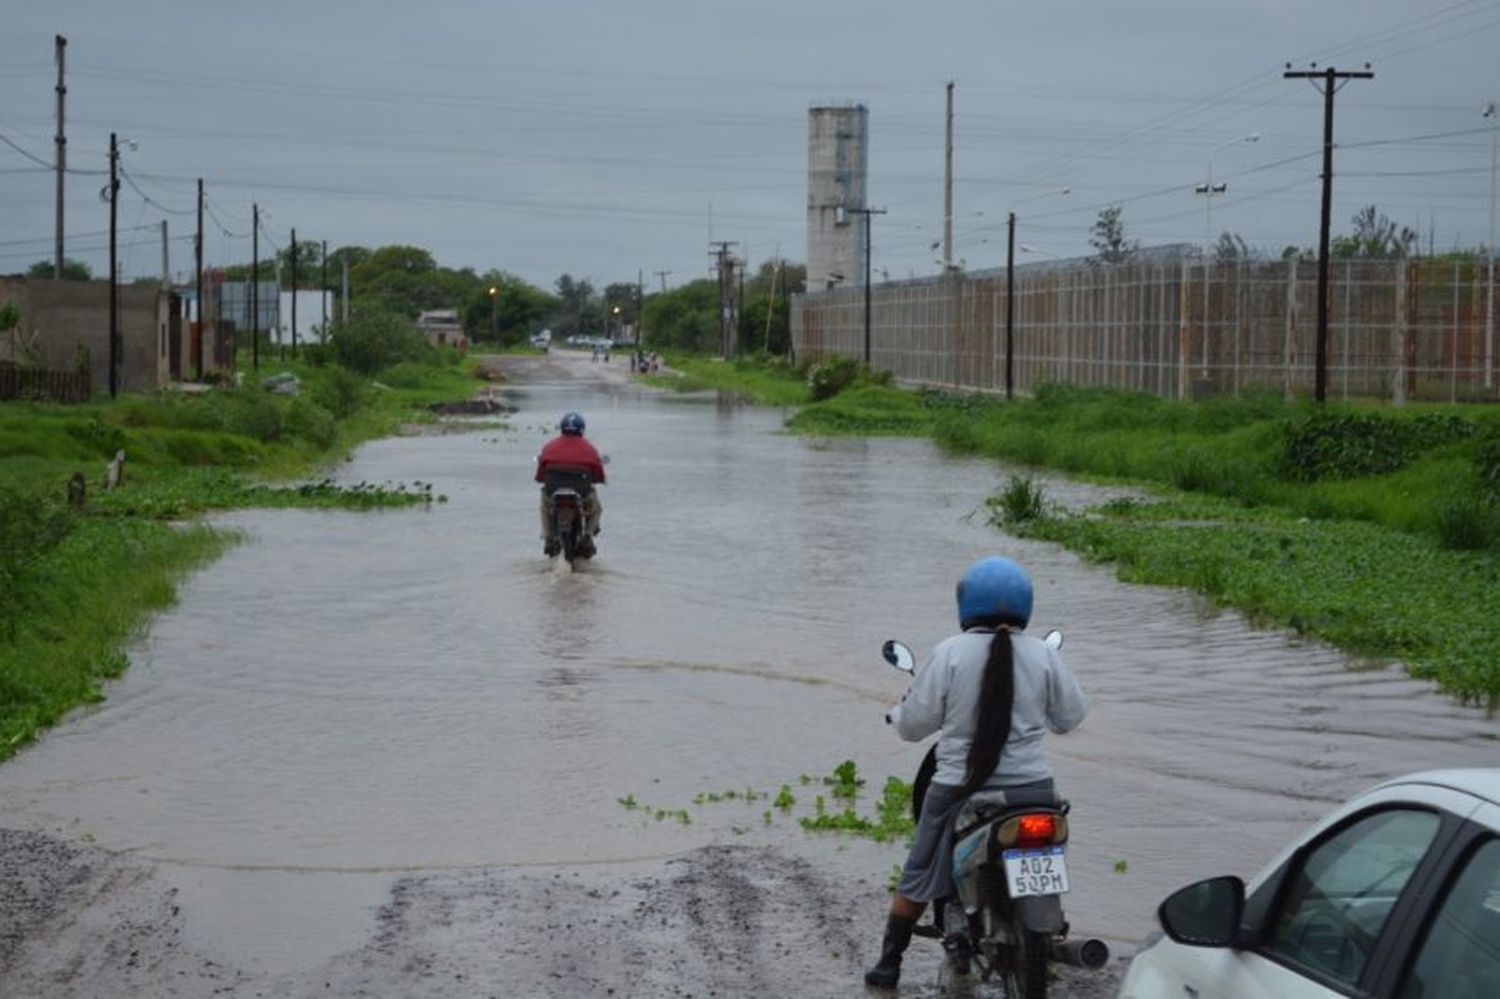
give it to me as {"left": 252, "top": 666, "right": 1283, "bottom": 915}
{"left": 0, "top": 518, "right": 228, "bottom": 757}
{"left": 1015, "top": 491, "right": 1500, "bottom": 705}
{"left": 642, "top": 353, "right": 810, "bottom": 406}
{"left": 0, "top": 353, "right": 487, "bottom": 761}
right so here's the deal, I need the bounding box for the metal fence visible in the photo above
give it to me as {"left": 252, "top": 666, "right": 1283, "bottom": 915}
{"left": 792, "top": 258, "right": 1500, "bottom": 402}
{"left": 0, "top": 361, "right": 91, "bottom": 403}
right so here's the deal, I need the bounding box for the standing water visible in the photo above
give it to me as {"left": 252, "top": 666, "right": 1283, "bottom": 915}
{"left": 1, "top": 354, "right": 1496, "bottom": 990}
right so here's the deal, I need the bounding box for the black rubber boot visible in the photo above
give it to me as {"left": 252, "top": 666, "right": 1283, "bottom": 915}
{"left": 864, "top": 915, "right": 916, "bottom": 989}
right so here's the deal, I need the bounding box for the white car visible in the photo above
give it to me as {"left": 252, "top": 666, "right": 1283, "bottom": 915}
{"left": 1120, "top": 769, "right": 1500, "bottom": 999}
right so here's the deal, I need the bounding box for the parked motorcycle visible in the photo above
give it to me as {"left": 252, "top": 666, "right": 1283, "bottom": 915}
{"left": 882, "top": 632, "right": 1107, "bottom": 997}
{"left": 544, "top": 468, "right": 598, "bottom": 565}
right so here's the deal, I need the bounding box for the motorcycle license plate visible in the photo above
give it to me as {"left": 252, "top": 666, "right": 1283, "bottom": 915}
{"left": 1002, "top": 846, "right": 1070, "bottom": 897}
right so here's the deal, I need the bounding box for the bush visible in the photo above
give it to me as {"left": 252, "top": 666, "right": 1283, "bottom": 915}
{"left": 313, "top": 367, "right": 366, "bottom": 419}
{"left": 1437, "top": 497, "right": 1500, "bottom": 551}
{"left": 805, "top": 355, "right": 862, "bottom": 401}
{"left": 0, "top": 484, "right": 72, "bottom": 631}
{"left": 328, "top": 310, "right": 433, "bottom": 375}
{"left": 283, "top": 398, "right": 338, "bottom": 450}
{"left": 991, "top": 475, "right": 1048, "bottom": 525}
{"left": 1278, "top": 410, "right": 1477, "bottom": 482}
{"left": 215, "top": 392, "right": 283, "bottom": 443}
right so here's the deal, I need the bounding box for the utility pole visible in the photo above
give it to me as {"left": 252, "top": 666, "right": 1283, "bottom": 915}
{"left": 1284, "top": 63, "right": 1373, "bottom": 403}
{"left": 1006, "top": 211, "right": 1017, "bottom": 399}
{"left": 195, "top": 178, "right": 204, "bottom": 382}
{"left": 654, "top": 269, "right": 671, "bottom": 293}
{"left": 1485, "top": 101, "right": 1496, "bottom": 388}
{"left": 847, "top": 206, "right": 887, "bottom": 366}
{"left": 342, "top": 257, "right": 350, "bottom": 324}
{"left": 54, "top": 35, "right": 67, "bottom": 280}
{"left": 108, "top": 133, "right": 119, "bottom": 397}
{"left": 159, "top": 220, "right": 169, "bottom": 289}
{"left": 710, "top": 241, "right": 738, "bottom": 358}
{"left": 252, "top": 202, "right": 261, "bottom": 369}
{"left": 637, "top": 269, "right": 645, "bottom": 347}
{"left": 321, "top": 239, "right": 328, "bottom": 341}
{"left": 290, "top": 228, "right": 298, "bottom": 357}
{"left": 943, "top": 81, "right": 954, "bottom": 272}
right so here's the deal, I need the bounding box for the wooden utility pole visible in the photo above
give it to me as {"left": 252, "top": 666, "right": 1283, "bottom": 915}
{"left": 54, "top": 35, "right": 67, "bottom": 280}
{"left": 195, "top": 178, "right": 204, "bottom": 382}
{"left": 290, "top": 227, "right": 298, "bottom": 357}
{"left": 654, "top": 270, "right": 671, "bottom": 293}
{"left": 108, "top": 133, "right": 119, "bottom": 397}
{"left": 251, "top": 203, "right": 259, "bottom": 370}
{"left": 1284, "top": 63, "right": 1373, "bottom": 403}
{"left": 321, "top": 239, "right": 328, "bottom": 340}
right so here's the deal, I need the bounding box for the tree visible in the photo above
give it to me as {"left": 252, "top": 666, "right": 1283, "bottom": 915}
{"left": 26, "top": 258, "right": 91, "bottom": 281}
{"left": 1212, "top": 232, "right": 1255, "bottom": 262}
{"left": 640, "top": 279, "right": 719, "bottom": 351}
{"left": 553, "top": 274, "right": 601, "bottom": 334}
{"left": 1089, "top": 206, "right": 1138, "bottom": 265}
{"left": 1331, "top": 205, "right": 1417, "bottom": 259}
{"left": 277, "top": 240, "right": 324, "bottom": 284}
{"left": 461, "top": 273, "right": 558, "bottom": 345}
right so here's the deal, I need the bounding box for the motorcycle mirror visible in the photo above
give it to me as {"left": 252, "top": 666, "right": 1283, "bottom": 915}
{"left": 601, "top": 454, "right": 611, "bottom": 465}
{"left": 882, "top": 640, "right": 916, "bottom": 674}
{"left": 1043, "top": 629, "right": 1063, "bottom": 650}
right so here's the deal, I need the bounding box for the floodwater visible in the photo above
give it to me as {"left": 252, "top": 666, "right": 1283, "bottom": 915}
{"left": 2, "top": 353, "right": 1498, "bottom": 987}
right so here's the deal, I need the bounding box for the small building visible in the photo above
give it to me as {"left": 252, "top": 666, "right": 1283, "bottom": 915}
{"left": 0, "top": 276, "right": 194, "bottom": 395}
{"left": 416, "top": 309, "right": 466, "bottom": 349}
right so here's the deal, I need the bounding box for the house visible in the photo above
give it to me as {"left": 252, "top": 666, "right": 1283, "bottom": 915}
{"left": 416, "top": 309, "right": 466, "bottom": 349}
{"left": 0, "top": 276, "right": 194, "bottom": 395}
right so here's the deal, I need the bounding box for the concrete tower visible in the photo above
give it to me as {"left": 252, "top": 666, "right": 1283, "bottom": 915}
{"left": 807, "top": 104, "right": 868, "bottom": 290}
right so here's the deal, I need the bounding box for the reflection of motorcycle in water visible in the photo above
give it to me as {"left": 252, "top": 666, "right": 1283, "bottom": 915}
{"left": 881, "top": 634, "right": 1108, "bottom": 997}
{"left": 544, "top": 468, "right": 597, "bottom": 565}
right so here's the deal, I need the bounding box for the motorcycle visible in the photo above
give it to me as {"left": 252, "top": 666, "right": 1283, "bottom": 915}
{"left": 544, "top": 467, "right": 598, "bottom": 565}
{"left": 882, "top": 631, "right": 1108, "bottom": 997}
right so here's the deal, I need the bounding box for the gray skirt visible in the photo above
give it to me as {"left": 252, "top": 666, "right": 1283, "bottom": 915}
{"left": 896, "top": 777, "right": 1056, "bottom": 903}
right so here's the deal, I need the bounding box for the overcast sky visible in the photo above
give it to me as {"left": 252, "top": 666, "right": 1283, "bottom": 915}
{"left": 5, "top": 1, "right": 1498, "bottom": 292}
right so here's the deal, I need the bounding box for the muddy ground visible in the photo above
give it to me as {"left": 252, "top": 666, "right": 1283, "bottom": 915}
{"left": 0, "top": 827, "right": 1126, "bottom": 997}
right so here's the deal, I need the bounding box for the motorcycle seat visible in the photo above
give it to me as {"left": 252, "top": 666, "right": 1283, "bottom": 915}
{"left": 544, "top": 467, "right": 595, "bottom": 496}
{"left": 955, "top": 787, "right": 1065, "bottom": 836}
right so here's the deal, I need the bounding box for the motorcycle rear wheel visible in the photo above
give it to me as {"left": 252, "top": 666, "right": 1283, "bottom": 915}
{"left": 998, "top": 924, "right": 1048, "bottom": 999}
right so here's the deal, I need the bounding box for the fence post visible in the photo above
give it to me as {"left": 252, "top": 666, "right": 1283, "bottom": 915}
{"left": 1177, "top": 259, "right": 1190, "bottom": 400}
{"left": 1284, "top": 258, "right": 1299, "bottom": 401}
{"left": 1392, "top": 261, "right": 1407, "bottom": 406}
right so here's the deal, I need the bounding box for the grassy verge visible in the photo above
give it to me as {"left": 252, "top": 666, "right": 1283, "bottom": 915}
{"left": 789, "top": 380, "right": 1500, "bottom": 702}
{"left": 0, "top": 350, "right": 490, "bottom": 760}
{"left": 642, "top": 353, "right": 810, "bottom": 406}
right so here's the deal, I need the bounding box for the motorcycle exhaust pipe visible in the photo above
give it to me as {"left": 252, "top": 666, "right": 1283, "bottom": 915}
{"left": 1049, "top": 937, "right": 1110, "bottom": 969}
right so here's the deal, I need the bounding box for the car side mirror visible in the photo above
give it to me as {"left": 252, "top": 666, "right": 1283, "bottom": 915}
{"left": 1158, "top": 876, "right": 1245, "bottom": 948}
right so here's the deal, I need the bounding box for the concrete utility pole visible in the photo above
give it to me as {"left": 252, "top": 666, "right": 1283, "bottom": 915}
{"left": 943, "top": 81, "right": 954, "bottom": 272}
{"left": 1284, "top": 63, "right": 1373, "bottom": 404}
{"left": 108, "top": 133, "right": 119, "bottom": 397}
{"left": 159, "top": 220, "right": 169, "bottom": 290}
{"left": 54, "top": 35, "right": 67, "bottom": 280}
{"left": 710, "top": 240, "right": 738, "bottom": 358}
{"left": 321, "top": 239, "right": 328, "bottom": 341}
{"left": 847, "top": 206, "right": 886, "bottom": 366}
{"left": 195, "top": 178, "right": 204, "bottom": 382}
{"left": 637, "top": 269, "right": 645, "bottom": 346}
{"left": 251, "top": 203, "right": 259, "bottom": 370}
{"left": 654, "top": 270, "right": 671, "bottom": 293}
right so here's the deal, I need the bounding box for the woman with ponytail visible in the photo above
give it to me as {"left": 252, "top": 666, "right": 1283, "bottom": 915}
{"left": 863, "top": 556, "right": 1089, "bottom": 989}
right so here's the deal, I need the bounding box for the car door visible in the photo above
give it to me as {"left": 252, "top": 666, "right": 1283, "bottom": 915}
{"left": 1389, "top": 802, "right": 1500, "bottom": 998}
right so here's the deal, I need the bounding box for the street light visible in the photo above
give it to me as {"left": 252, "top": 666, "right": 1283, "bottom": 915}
{"left": 1196, "top": 133, "right": 1261, "bottom": 254}
{"left": 1194, "top": 132, "right": 1260, "bottom": 382}
{"left": 611, "top": 304, "right": 621, "bottom": 343}
{"left": 1005, "top": 187, "right": 1070, "bottom": 398}
{"left": 488, "top": 286, "right": 498, "bottom": 342}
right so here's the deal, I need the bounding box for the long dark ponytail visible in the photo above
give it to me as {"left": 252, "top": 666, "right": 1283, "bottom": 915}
{"left": 960, "top": 627, "right": 1015, "bottom": 795}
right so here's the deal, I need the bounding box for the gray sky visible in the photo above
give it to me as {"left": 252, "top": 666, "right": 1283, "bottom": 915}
{"left": 5, "top": 1, "right": 1499, "bottom": 292}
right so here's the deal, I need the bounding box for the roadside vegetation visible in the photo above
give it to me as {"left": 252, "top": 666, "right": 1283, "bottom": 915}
{"left": 642, "top": 354, "right": 1500, "bottom": 703}
{"left": 0, "top": 308, "right": 490, "bottom": 759}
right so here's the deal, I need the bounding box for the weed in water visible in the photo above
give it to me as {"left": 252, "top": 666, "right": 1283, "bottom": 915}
{"left": 992, "top": 474, "right": 1048, "bottom": 525}
{"left": 1114, "top": 860, "right": 1129, "bottom": 874}
{"left": 774, "top": 784, "right": 796, "bottom": 810}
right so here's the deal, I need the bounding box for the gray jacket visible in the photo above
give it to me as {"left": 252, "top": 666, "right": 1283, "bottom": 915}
{"left": 888, "top": 629, "right": 1088, "bottom": 787}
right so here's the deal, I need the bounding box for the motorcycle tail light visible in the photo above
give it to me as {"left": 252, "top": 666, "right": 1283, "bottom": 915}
{"left": 996, "top": 812, "right": 1067, "bottom": 849}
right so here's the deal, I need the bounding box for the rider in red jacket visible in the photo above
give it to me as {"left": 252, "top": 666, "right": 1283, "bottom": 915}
{"left": 535, "top": 411, "right": 605, "bottom": 556}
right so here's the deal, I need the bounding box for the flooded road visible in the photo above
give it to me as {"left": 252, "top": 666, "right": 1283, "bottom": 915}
{"left": 2, "top": 350, "right": 1498, "bottom": 996}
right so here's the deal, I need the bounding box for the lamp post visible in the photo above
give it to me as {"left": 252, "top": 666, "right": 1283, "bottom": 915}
{"left": 611, "top": 305, "right": 621, "bottom": 343}
{"left": 846, "top": 206, "right": 886, "bottom": 366}
{"left": 1005, "top": 187, "right": 1069, "bottom": 398}
{"left": 488, "top": 286, "right": 498, "bottom": 342}
{"left": 1485, "top": 101, "right": 1496, "bottom": 388}
{"left": 1193, "top": 133, "right": 1260, "bottom": 381}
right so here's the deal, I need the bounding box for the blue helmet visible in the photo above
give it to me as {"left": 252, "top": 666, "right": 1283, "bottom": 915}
{"left": 560, "top": 412, "right": 586, "bottom": 436}
{"left": 956, "top": 556, "right": 1033, "bottom": 630}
